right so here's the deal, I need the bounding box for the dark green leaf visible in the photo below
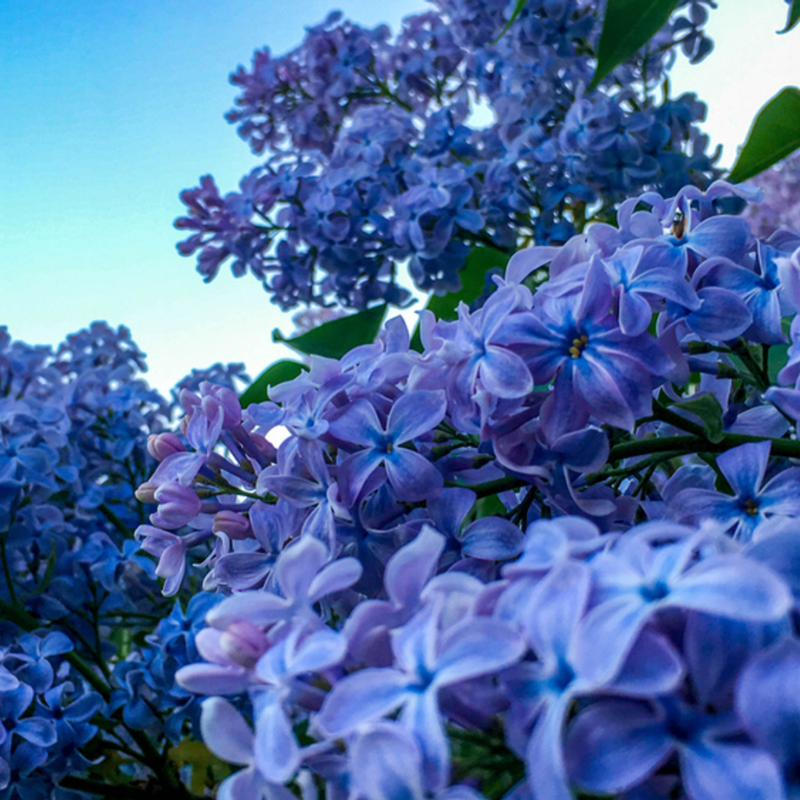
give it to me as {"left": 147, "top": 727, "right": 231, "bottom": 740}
{"left": 768, "top": 344, "right": 789, "bottom": 384}
{"left": 728, "top": 87, "right": 800, "bottom": 183}
{"left": 239, "top": 360, "right": 308, "bottom": 408}
{"left": 588, "top": 0, "right": 681, "bottom": 91}
{"left": 471, "top": 493, "right": 508, "bottom": 521}
{"left": 780, "top": 0, "right": 800, "bottom": 33}
{"left": 109, "top": 626, "right": 133, "bottom": 660}
{"left": 766, "top": 317, "right": 794, "bottom": 384}
{"left": 273, "top": 304, "right": 387, "bottom": 360}
{"left": 411, "top": 247, "right": 512, "bottom": 351}
{"left": 493, "top": 0, "right": 529, "bottom": 44}
{"left": 673, "top": 393, "right": 725, "bottom": 443}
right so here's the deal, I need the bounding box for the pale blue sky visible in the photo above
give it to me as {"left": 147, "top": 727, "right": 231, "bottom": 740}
{"left": 1, "top": 0, "right": 797, "bottom": 393}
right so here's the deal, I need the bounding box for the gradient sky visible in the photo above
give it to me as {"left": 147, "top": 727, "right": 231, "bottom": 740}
{"left": 1, "top": 0, "right": 798, "bottom": 393}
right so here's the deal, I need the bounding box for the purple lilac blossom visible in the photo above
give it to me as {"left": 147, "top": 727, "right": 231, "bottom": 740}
{"left": 176, "top": 0, "right": 720, "bottom": 309}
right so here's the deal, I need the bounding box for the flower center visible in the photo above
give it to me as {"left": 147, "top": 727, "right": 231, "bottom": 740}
{"left": 640, "top": 580, "right": 670, "bottom": 602}
{"left": 569, "top": 334, "right": 588, "bottom": 359}
{"left": 672, "top": 213, "right": 687, "bottom": 239}
{"left": 744, "top": 498, "right": 759, "bottom": 516}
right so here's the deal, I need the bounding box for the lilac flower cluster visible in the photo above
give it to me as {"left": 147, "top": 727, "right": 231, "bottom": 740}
{"left": 0, "top": 325, "right": 256, "bottom": 797}
{"left": 136, "top": 179, "right": 800, "bottom": 799}
{"left": 0, "top": 630, "right": 103, "bottom": 799}
{"left": 176, "top": 0, "right": 719, "bottom": 309}
{"left": 744, "top": 150, "right": 800, "bottom": 238}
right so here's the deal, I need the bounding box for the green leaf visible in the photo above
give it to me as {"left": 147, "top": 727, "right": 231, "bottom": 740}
{"left": 728, "top": 87, "right": 800, "bottom": 183}
{"left": 493, "top": 0, "right": 529, "bottom": 44}
{"left": 273, "top": 304, "right": 387, "bottom": 360}
{"left": 109, "top": 626, "right": 133, "bottom": 660}
{"left": 588, "top": 0, "right": 681, "bottom": 91}
{"left": 169, "top": 739, "right": 231, "bottom": 794}
{"left": 780, "top": 0, "right": 800, "bottom": 33}
{"left": 239, "top": 360, "right": 308, "bottom": 408}
{"left": 471, "top": 494, "right": 508, "bottom": 521}
{"left": 411, "top": 246, "right": 512, "bottom": 351}
{"left": 673, "top": 393, "right": 725, "bottom": 443}
{"left": 766, "top": 317, "right": 794, "bottom": 384}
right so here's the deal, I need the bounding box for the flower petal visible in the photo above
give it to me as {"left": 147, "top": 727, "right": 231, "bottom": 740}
{"left": 200, "top": 698, "right": 254, "bottom": 766}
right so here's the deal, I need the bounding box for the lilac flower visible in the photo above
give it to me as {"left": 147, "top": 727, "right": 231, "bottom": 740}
{"left": 516, "top": 260, "right": 671, "bottom": 436}
{"left": 150, "top": 394, "right": 224, "bottom": 487}
{"left": 0, "top": 685, "right": 57, "bottom": 751}
{"left": 199, "top": 697, "right": 298, "bottom": 800}
{"left": 177, "top": 1, "right": 720, "bottom": 309}
{"left": 737, "top": 637, "right": 800, "bottom": 793}
{"left": 348, "top": 722, "right": 484, "bottom": 800}
{"left": 599, "top": 246, "right": 701, "bottom": 336}
{"left": 9, "top": 633, "right": 72, "bottom": 694}
{"left": 316, "top": 599, "right": 525, "bottom": 790}
{"left": 564, "top": 696, "right": 784, "bottom": 800}
{"left": 446, "top": 285, "right": 534, "bottom": 403}
{"left": 250, "top": 626, "right": 348, "bottom": 782}
{"left": 205, "top": 536, "right": 362, "bottom": 637}
{"left": 343, "top": 526, "right": 446, "bottom": 667}
{"left": 136, "top": 526, "right": 214, "bottom": 596}
{"left": 329, "top": 390, "right": 447, "bottom": 505}
{"left": 699, "top": 244, "right": 787, "bottom": 344}
{"left": 671, "top": 442, "right": 800, "bottom": 541}
{"left": 500, "top": 560, "right": 682, "bottom": 800}
{"left": 641, "top": 204, "right": 752, "bottom": 275}
{"left": 572, "top": 529, "right": 792, "bottom": 684}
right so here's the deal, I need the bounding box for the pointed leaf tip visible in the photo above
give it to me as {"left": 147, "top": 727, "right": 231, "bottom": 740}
{"left": 272, "top": 304, "right": 387, "bottom": 360}
{"left": 728, "top": 87, "right": 800, "bottom": 184}
{"left": 779, "top": 0, "right": 800, "bottom": 33}
{"left": 588, "top": 0, "right": 682, "bottom": 92}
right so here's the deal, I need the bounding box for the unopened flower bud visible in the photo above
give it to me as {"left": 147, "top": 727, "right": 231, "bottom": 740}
{"left": 252, "top": 435, "right": 278, "bottom": 462}
{"left": 151, "top": 481, "right": 202, "bottom": 529}
{"left": 147, "top": 432, "right": 185, "bottom": 462}
{"left": 212, "top": 510, "right": 252, "bottom": 540}
{"left": 220, "top": 620, "right": 269, "bottom": 668}
{"left": 135, "top": 482, "right": 158, "bottom": 503}
{"left": 209, "top": 385, "right": 242, "bottom": 429}
{"left": 179, "top": 388, "right": 201, "bottom": 418}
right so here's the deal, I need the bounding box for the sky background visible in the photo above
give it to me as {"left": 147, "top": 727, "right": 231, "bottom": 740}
{"left": 1, "top": 0, "right": 798, "bottom": 394}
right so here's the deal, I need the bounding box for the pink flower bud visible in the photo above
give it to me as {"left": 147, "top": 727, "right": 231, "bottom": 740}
{"left": 252, "top": 435, "right": 278, "bottom": 462}
{"left": 201, "top": 382, "right": 242, "bottom": 429}
{"left": 212, "top": 510, "right": 252, "bottom": 540}
{"left": 220, "top": 620, "right": 269, "bottom": 668}
{"left": 147, "top": 432, "right": 185, "bottom": 462}
{"left": 180, "top": 389, "right": 201, "bottom": 418}
{"left": 135, "top": 482, "right": 158, "bottom": 503}
{"left": 151, "top": 482, "right": 202, "bottom": 529}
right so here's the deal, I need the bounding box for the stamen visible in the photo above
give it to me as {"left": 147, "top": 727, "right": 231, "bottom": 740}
{"left": 569, "top": 334, "right": 588, "bottom": 359}
{"left": 672, "top": 213, "right": 687, "bottom": 239}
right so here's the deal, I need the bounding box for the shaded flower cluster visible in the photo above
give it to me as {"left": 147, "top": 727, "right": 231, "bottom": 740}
{"left": 0, "top": 324, "right": 249, "bottom": 797}
{"left": 745, "top": 149, "right": 800, "bottom": 238}
{"left": 0, "top": 630, "right": 104, "bottom": 800}
{"left": 176, "top": 0, "right": 719, "bottom": 309}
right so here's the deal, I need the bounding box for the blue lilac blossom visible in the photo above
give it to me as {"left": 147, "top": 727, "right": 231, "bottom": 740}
{"left": 0, "top": 324, "right": 251, "bottom": 797}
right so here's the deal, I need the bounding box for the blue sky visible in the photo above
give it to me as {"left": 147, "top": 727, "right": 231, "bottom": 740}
{"left": 1, "top": 0, "right": 798, "bottom": 393}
